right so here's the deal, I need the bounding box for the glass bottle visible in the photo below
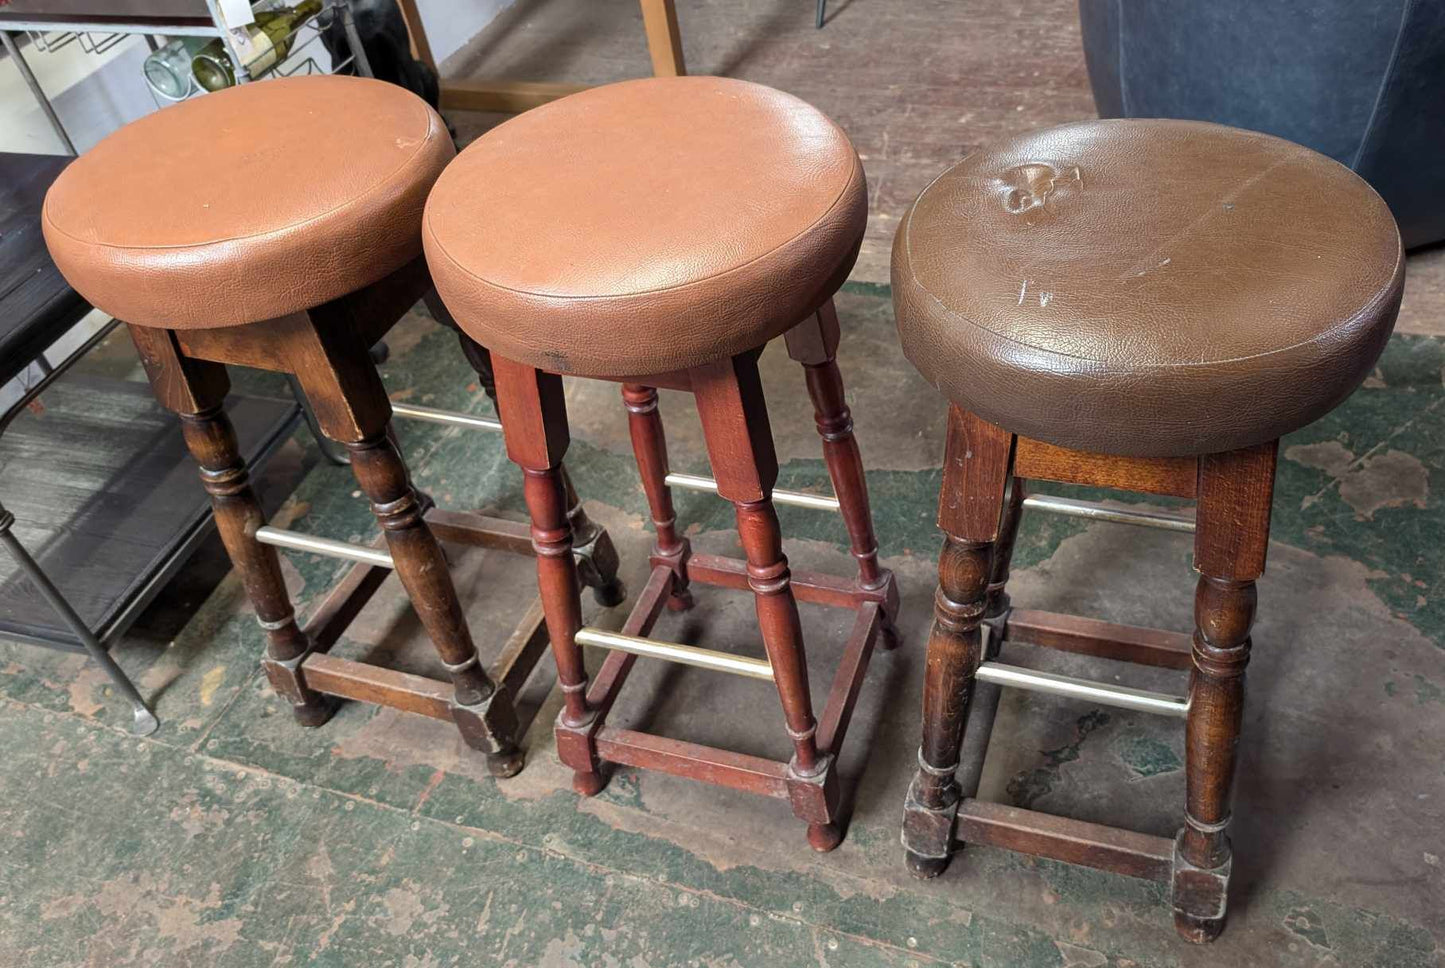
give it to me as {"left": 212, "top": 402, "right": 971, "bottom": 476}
{"left": 190, "top": 0, "right": 324, "bottom": 92}
{"left": 142, "top": 37, "right": 207, "bottom": 100}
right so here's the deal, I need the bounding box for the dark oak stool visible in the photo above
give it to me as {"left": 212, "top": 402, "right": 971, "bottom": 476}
{"left": 891, "top": 120, "right": 1403, "bottom": 940}
{"left": 42, "top": 75, "right": 621, "bottom": 776}
{"left": 424, "top": 76, "right": 900, "bottom": 850}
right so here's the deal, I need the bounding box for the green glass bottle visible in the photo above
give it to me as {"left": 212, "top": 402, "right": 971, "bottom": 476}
{"left": 191, "top": 0, "right": 324, "bottom": 92}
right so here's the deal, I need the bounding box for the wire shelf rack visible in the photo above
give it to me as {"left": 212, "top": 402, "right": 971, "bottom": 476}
{"left": 2, "top": 0, "right": 372, "bottom": 150}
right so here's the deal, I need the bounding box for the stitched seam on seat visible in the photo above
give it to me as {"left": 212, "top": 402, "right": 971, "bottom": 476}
{"left": 424, "top": 153, "right": 864, "bottom": 303}
{"left": 43, "top": 100, "right": 442, "bottom": 252}
{"left": 901, "top": 145, "right": 1403, "bottom": 371}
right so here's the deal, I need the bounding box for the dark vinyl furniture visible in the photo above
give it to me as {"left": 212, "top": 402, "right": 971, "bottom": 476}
{"left": 1079, "top": 0, "right": 1445, "bottom": 249}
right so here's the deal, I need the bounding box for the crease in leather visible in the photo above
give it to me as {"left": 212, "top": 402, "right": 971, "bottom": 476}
{"left": 423, "top": 152, "right": 862, "bottom": 303}
{"left": 43, "top": 105, "right": 442, "bottom": 252}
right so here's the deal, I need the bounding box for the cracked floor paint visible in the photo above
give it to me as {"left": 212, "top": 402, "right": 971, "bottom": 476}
{"left": 1, "top": 279, "right": 1440, "bottom": 966}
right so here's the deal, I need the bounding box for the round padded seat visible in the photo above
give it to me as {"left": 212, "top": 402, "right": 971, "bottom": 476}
{"left": 423, "top": 76, "right": 867, "bottom": 378}
{"left": 43, "top": 74, "right": 453, "bottom": 330}
{"left": 893, "top": 119, "right": 1404, "bottom": 458}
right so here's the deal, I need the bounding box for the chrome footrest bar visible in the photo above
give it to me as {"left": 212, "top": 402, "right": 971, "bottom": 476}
{"left": 576, "top": 626, "right": 775, "bottom": 681}
{"left": 390, "top": 402, "right": 503, "bottom": 432}
{"left": 256, "top": 526, "right": 394, "bottom": 569}
{"left": 664, "top": 472, "right": 840, "bottom": 512}
{"left": 1022, "top": 494, "right": 1196, "bottom": 533}
{"left": 974, "top": 660, "right": 1189, "bottom": 718}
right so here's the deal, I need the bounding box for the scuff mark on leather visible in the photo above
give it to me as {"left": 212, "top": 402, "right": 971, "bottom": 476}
{"left": 998, "top": 163, "right": 1083, "bottom": 215}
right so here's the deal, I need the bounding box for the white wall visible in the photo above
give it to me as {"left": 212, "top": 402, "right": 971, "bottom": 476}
{"left": 413, "top": 0, "right": 513, "bottom": 65}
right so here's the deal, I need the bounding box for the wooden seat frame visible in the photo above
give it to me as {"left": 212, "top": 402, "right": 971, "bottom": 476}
{"left": 903, "top": 406, "right": 1276, "bottom": 944}
{"left": 491, "top": 299, "right": 900, "bottom": 850}
{"left": 128, "top": 255, "right": 621, "bottom": 776}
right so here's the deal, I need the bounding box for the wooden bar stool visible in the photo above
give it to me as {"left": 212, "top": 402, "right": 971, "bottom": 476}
{"left": 892, "top": 120, "right": 1403, "bottom": 940}
{"left": 424, "top": 76, "right": 899, "bottom": 850}
{"left": 42, "top": 75, "right": 621, "bottom": 775}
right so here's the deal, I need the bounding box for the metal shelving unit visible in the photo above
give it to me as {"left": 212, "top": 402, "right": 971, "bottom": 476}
{"left": 0, "top": 5, "right": 373, "bottom": 734}
{"left": 1, "top": 0, "right": 372, "bottom": 154}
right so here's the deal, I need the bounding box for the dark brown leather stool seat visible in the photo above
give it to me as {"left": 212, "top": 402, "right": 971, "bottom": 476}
{"left": 43, "top": 74, "right": 453, "bottom": 330}
{"left": 893, "top": 119, "right": 1404, "bottom": 457}
{"left": 894, "top": 119, "right": 1405, "bottom": 944}
{"left": 424, "top": 75, "right": 867, "bottom": 377}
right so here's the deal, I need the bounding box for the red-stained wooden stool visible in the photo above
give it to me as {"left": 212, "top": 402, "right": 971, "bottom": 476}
{"left": 892, "top": 121, "right": 1403, "bottom": 940}
{"left": 424, "top": 76, "right": 899, "bottom": 850}
{"left": 42, "top": 75, "right": 621, "bottom": 777}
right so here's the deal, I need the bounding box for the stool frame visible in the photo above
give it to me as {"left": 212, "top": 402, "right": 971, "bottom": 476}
{"left": 492, "top": 299, "right": 899, "bottom": 851}
{"left": 903, "top": 405, "right": 1275, "bottom": 943}
{"left": 128, "top": 255, "right": 622, "bottom": 776}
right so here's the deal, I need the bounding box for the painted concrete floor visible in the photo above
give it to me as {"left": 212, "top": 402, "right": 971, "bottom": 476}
{"left": 2, "top": 284, "right": 1442, "bottom": 967}
{"left": 2, "top": 1, "right": 1444, "bottom": 966}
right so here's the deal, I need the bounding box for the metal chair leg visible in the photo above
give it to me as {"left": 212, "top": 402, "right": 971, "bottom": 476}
{"left": 816, "top": 0, "right": 826, "bottom": 28}
{"left": 0, "top": 503, "right": 159, "bottom": 736}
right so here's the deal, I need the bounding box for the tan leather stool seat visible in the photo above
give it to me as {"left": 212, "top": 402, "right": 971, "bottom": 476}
{"left": 893, "top": 119, "right": 1404, "bottom": 458}
{"left": 423, "top": 76, "right": 868, "bottom": 378}
{"left": 43, "top": 75, "right": 453, "bottom": 330}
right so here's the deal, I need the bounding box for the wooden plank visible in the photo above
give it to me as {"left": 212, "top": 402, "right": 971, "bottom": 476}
{"left": 639, "top": 0, "right": 685, "bottom": 76}
{"left": 594, "top": 726, "right": 790, "bottom": 800}
{"left": 492, "top": 597, "right": 549, "bottom": 700}
{"left": 583, "top": 565, "right": 673, "bottom": 718}
{"left": 299, "top": 538, "right": 392, "bottom": 653}
{"left": 423, "top": 508, "right": 532, "bottom": 556}
{"left": 1005, "top": 609, "right": 1194, "bottom": 671}
{"left": 816, "top": 604, "right": 881, "bottom": 755}
{"left": 1015, "top": 437, "right": 1198, "bottom": 498}
{"left": 955, "top": 799, "right": 1174, "bottom": 882}
{"left": 439, "top": 79, "right": 589, "bottom": 113}
{"left": 302, "top": 653, "right": 453, "bottom": 721}
{"left": 392, "top": 0, "right": 436, "bottom": 72}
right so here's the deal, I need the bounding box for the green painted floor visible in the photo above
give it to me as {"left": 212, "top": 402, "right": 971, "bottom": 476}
{"left": 0, "top": 281, "right": 1441, "bottom": 967}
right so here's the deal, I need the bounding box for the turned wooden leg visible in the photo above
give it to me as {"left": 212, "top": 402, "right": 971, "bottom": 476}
{"left": 491, "top": 357, "right": 603, "bottom": 796}
{"left": 693, "top": 353, "right": 839, "bottom": 850}
{"left": 182, "top": 403, "right": 335, "bottom": 726}
{"left": 785, "top": 302, "right": 889, "bottom": 595}
{"left": 983, "top": 477, "right": 1026, "bottom": 647}
{"left": 903, "top": 408, "right": 1013, "bottom": 876}
{"left": 127, "top": 324, "right": 334, "bottom": 727}
{"left": 455, "top": 327, "right": 623, "bottom": 605}
{"left": 1172, "top": 442, "right": 1275, "bottom": 943}
{"left": 622, "top": 383, "right": 693, "bottom": 610}
{"left": 348, "top": 431, "right": 523, "bottom": 777}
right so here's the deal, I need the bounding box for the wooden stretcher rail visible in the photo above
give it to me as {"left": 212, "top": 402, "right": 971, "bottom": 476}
{"left": 955, "top": 799, "right": 1175, "bottom": 882}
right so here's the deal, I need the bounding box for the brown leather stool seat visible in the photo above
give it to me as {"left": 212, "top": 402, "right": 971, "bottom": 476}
{"left": 423, "top": 75, "right": 867, "bottom": 377}
{"left": 892, "top": 119, "right": 1404, "bottom": 457}
{"left": 43, "top": 74, "right": 453, "bottom": 330}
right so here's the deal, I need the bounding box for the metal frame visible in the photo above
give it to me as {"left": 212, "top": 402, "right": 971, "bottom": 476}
{"left": 0, "top": 502, "right": 157, "bottom": 734}
{"left": 0, "top": 314, "right": 299, "bottom": 733}
{"left": 2, "top": 0, "right": 371, "bottom": 156}
{"left": 974, "top": 659, "right": 1189, "bottom": 717}
{"left": 576, "top": 626, "right": 775, "bottom": 681}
